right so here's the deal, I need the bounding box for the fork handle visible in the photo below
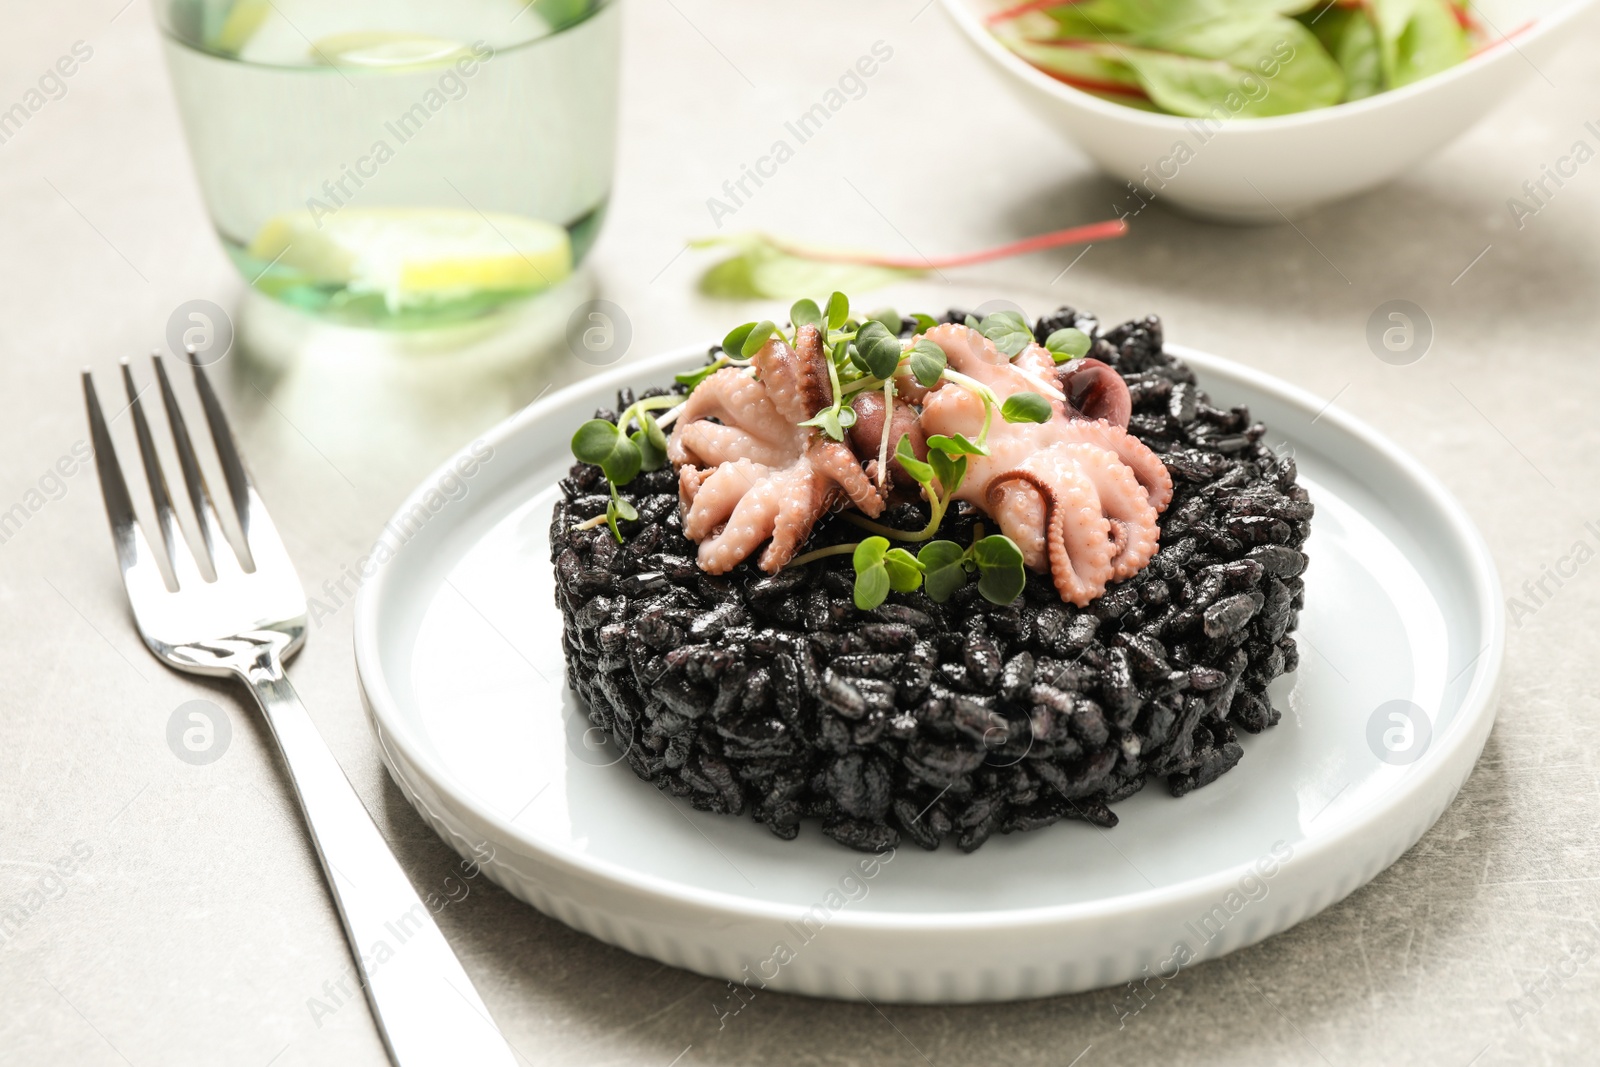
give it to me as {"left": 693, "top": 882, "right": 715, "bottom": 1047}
{"left": 243, "top": 655, "right": 518, "bottom": 1067}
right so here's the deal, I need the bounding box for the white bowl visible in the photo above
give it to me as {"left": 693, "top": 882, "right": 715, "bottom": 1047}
{"left": 942, "top": 0, "right": 1598, "bottom": 221}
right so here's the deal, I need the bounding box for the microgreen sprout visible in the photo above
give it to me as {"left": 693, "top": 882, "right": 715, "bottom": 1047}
{"left": 851, "top": 536, "right": 924, "bottom": 610}
{"left": 915, "top": 532, "right": 1027, "bottom": 605}
{"left": 1045, "top": 327, "right": 1091, "bottom": 362}
{"left": 847, "top": 524, "right": 1026, "bottom": 608}
{"left": 1000, "top": 391, "right": 1052, "bottom": 424}
{"left": 978, "top": 309, "right": 1034, "bottom": 357}
{"left": 907, "top": 338, "right": 946, "bottom": 388}
{"left": 570, "top": 392, "right": 678, "bottom": 541}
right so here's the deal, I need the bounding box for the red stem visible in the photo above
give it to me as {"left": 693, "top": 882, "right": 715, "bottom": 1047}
{"left": 1037, "top": 68, "right": 1150, "bottom": 98}
{"left": 1471, "top": 18, "right": 1534, "bottom": 55}
{"left": 987, "top": 0, "right": 1083, "bottom": 24}
{"left": 774, "top": 219, "right": 1130, "bottom": 271}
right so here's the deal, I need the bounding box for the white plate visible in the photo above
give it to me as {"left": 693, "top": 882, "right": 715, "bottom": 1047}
{"left": 353, "top": 343, "right": 1503, "bottom": 1003}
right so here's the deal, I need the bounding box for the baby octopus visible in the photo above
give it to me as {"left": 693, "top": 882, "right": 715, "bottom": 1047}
{"left": 919, "top": 324, "right": 1173, "bottom": 606}
{"left": 667, "top": 325, "right": 885, "bottom": 574}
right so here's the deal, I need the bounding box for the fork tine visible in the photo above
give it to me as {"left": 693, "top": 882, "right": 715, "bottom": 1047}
{"left": 154, "top": 354, "right": 240, "bottom": 579}
{"left": 190, "top": 357, "right": 253, "bottom": 535}
{"left": 189, "top": 357, "right": 299, "bottom": 579}
{"left": 121, "top": 358, "right": 204, "bottom": 585}
{"left": 82, "top": 371, "right": 139, "bottom": 573}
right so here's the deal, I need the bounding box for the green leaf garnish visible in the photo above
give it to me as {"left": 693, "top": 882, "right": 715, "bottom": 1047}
{"left": 1001, "top": 391, "right": 1053, "bottom": 424}
{"left": 928, "top": 450, "right": 967, "bottom": 498}
{"left": 852, "top": 321, "right": 903, "bottom": 381}
{"left": 826, "top": 291, "right": 850, "bottom": 331}
{"left": 894, "top": 433, "right": 932, "bottom": 486}
{"left": 722, "top": 322, "right": 756, "bottom": 356}
{"left": 632, "top": 412, "right": 668, "bottom": 471}
{"left": 1044, "top": 327, "right": 1091, "bottom": 362}
{"left": 602, "top": 434, "right": 641, "bottom": 485}
{"left": 853, "top": 536, "right": 892, "bottom": 610}
{"left": 907, "top": 338, "right": 946, "bottom": 389}
{"left": 911, "top": 313, "right": 938, "bottom": 334}
{"left": 675, "top": 359, "right": 725, "bottom": 390}
{"left": 608, "top": 482, "right": 639, "bottom": 522}
{"left": 926, "top": 432, "right": 988, "bottom": 459}
{"left": 852, "top": 536, "right": 924, "bottom": 607}
{"left": 604, "top": 484, "right": 639, "bottom": 544}
{"left": 799, "top": 404, "right": 856, "bottom": 442}
{"left": 790, "top": 298, "right": 824, "bottom": 333}
{"left": 742, "top": 320, "right": 779, "bottom": 358}
{"left": 978, "top": 310, "right": 1034, "bottom": 357}
{"left": 973, "top": 535, "right": 1026, "bottom": 605}
{"left": 572, "top": 419, "right": 621, "bottom": 465}
{"left": 917, "top": 540, "right": 968, "bottom": 603}
{"left": 572, "top": 419, "right": 643, "bottom": 484}
{"left": 883, "top": 548, "right": 924, "bottom": 593}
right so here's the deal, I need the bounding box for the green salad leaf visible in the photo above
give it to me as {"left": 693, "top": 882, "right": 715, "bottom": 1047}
{"left": 990, "top": 0, "right": 1472, "bottom": 117}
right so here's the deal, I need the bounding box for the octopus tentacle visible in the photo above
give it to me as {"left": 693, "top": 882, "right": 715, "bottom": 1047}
{"left": 987, "top": 480, "right": 1048, "bottom": 570}
{"left": 683, "top": 459, "right": 770, "bottom": 542}
{"left": 753, "top": 325, "right": 832, "bottom": 424}
{"left": 675, "top": 421, "right": 797, "bottom": 468}
{"left": 1062, "top": 418, "right": 1173, "bottom": 513}
{"left": 1046, "top": 465, "right": 1117, "bottom": 607}
{"left": 756, "top": 461, "right": 838, "bottom": 573}
{"left": 678, "top": 464, "right": 708, "bottom": 508}
{"left": 809, "top": 439, "right": 885, "bottom": 518}
{"left": 987, "top": 466, "right": 1115, "bottom": 607}
{"left": 1057, "top": 442, "right": 1160, "bottom": 580}
{"left": 667, "top": 366, "right": 798, "bottom": 467}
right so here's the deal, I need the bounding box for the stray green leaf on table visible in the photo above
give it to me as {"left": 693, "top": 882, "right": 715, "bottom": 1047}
{"left": 694, "top": 234, "right": 917, "bottom": 301}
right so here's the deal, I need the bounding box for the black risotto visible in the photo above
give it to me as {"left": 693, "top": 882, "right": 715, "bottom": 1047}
{"left": 550, "top": 309, "right": 1310, "bottom": 852}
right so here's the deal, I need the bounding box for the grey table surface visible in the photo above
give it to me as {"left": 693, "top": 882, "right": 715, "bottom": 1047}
{"left": 3, "top": 1, "right": 1599, "bottom": 1065}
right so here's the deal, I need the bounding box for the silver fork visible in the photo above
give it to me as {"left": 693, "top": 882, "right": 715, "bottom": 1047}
{"left": 84, "top": 356, "right": 517, "bottom": 1067}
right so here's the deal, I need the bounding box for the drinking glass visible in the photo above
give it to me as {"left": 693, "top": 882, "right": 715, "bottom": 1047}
{"left": 156, "top": 0, "right": 619, "bottom": 327}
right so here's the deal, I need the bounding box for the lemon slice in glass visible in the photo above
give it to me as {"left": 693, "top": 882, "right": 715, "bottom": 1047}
{"left": 209, "top": 0, "right": 273, "bottom": 56}
{"left": 247, "top": 208, "right": 573, "bottom": 310}
{"left": 310, "top": 31, "right": 470, "bottom": 71}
